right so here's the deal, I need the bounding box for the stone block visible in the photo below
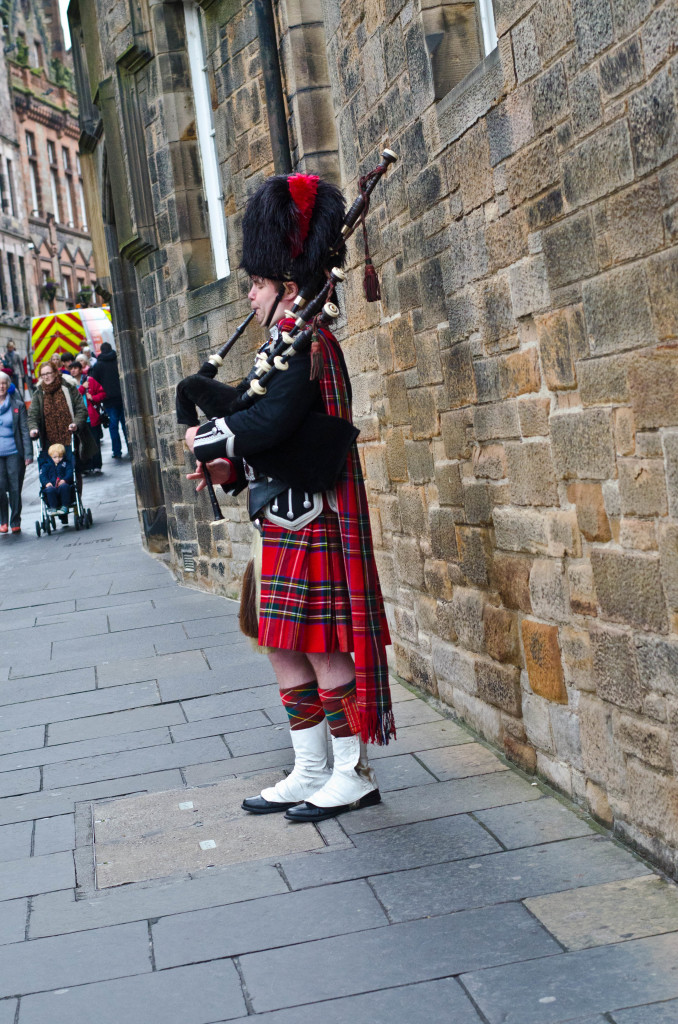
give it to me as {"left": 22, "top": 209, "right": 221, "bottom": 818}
{"left": 505, "top": 441, "right": 558, "bottom": 506}
{"left": 627, "top": 757, "right": 678, "bottom": 847}
{"left": 570, "top": 69, "right": 603, "bottom": 137}
{"left": 567, "top": 482, "right": 612, "bottom": 543}
{"left": 429, "top": 507, "right": 460, "bottom": 561}
{"left": 614, "top": 407, "right": 636, "bottom": 457}
{"left": 486, "top": 208, "right": 529, "bottom": 273}
{"left": 600, "top": 37, "right": 643, "bottom": 98}
{"left": 405, "top": 440, "right": 435, "bottom": 484}
{"left": 542, "top": 212, "right": 598, "bottom": 290}
{"left": 484, "top": 606, "right": 521, "bottom": 665}
{"left": 456, "top": 526, "right": 492, "bottom": 586}
{"left": 441, "top": 408, "right": 474, "bottom": 459}
{"left": 434, "top": 460, "right": 464, "bottom": 506}
{"left": 590, "top": 625, "right": 644, "bottom": 711}
{"left": 492, "top": 553, "right": 533, "bottom": 611}
{"left": 642, "top": 0, "right": 678, "bottom": 75}
{"left": 629, "top": 68, "right": 678, "bottom": 176}
{"left": 473, "top": 444, "right": 507, "bottom": 480}
{"left": 386, "top": 373, "right": 410, "bottom": 425}
{"left": 568, "top": 562, "right": 598, "bottom": 616}
{"left": 578, "top": 353, "right": 631, "bottom": 406}
{"left": 586, "top": 779, "right": 613, "bottom": 826}
{"left": 549, "top": 705, "right": 583, "bottom": 769}
{"left": 503, "top": 734, "right": 537, "bottom": 772}
{"left": 475, "top": 658, "right": 522, "bottom": 715}
{"left": 659, "top": 522, "right": 678, "bottom": 611}
{"left": 442, "top": 342, "right": 477, "bottom": 409}
{"left": 474, "top": 400, "right": 520, "bottom": 442}
{"left": 560, "top": 625, "right": 594, "bottom": 690}
{"left": 572, "top": 0, "right": 613, "bottom": 63}
{"left": 457, "top": 119, "right": 493, "bottom": 213}
{"left": 478, "top": 275, "right": 515, "bottom": 344}
{"left": 591, "top": 549, "right": 669, "bottom": 633}
{"left": 498, "top": 347, "right": 541, "bottom": 398}
{"left": 508, "top": 255, "right": 550, "bottom": 319}
{"left": 424, "top": 559, "right": 454, "bottom": 601}
{"left": 532, "top": 61, "right": 568, "bottom": 134}
{"left": 399, "top": 486, "right": 427, "bottom": 535}
{"left": 547, "top": 510, "right": 583, "bottom": 559}
{"left": 522, "top": 620, "right": 568, "bottom": 703}
{"left": 628, "top": 347, "right": 678, "bottom": 429}
{"left": 550, "top": 409, "right": 616, "bottom": 480}
{"left": 635, "top": 636, "right": 678, "bottom": 696}
{"left": 432, "top": 639, "right": 477, "bottom": 695}
{"left": 563, "top": 121, "right": 633, "bottom": 209}
{"left": 518, "top": 396, "right": 550, "bottom": 437}
{"left": 605, "top": 179, "right": 664, "bottom": 264}
{"left": 583, "top": 265, "right": 655, "bottom": 356}
{"left": 647, "top": 247, "right": 678, "bottom": 340}
{"left": 462, "top": 481, "right": 493, "bottom": 525}
{"left": 408, "top": 387, "right": 439, "bottom": 439}
{"left": 530, "top": 559, "right": 570, "bottom": 622}
{"left": 579, "top": 693, "right": 625, "bottom": 789}
{"left": 493, "top": 507, "right": 548, "bottom": 554}
{"left": 617, "top": 714, "right": 671, "bottom": 770}
{"left": 618, "top": 458, "right": 668, "bottom": 517}
{"left": 506, "top": 135, "right": 559, "bottom": 206}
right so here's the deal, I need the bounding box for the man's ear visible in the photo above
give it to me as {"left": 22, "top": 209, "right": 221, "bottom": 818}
{"left": 283, "top": 280, "right": 299, "bottom": 303}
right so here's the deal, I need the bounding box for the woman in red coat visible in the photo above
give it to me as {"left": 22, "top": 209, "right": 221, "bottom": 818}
{"left": 71, "top": 361, "right": 105, "bottom": 473}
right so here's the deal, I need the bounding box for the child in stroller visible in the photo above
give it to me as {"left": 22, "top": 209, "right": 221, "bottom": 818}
{"left": 39, "top": 443, "right": 74, "bottom": 514}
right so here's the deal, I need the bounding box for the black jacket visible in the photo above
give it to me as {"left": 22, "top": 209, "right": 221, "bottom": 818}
{"left": 90, "top": 350, "right": 122, "bottom": 405}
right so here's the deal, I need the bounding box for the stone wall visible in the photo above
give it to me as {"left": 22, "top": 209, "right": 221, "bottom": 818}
{"left": 77, "top": 0, "right": 678, "bottom": 876}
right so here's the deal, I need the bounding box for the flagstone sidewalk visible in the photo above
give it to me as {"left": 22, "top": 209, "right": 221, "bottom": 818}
{"left": 1, "top": 455, "right": 678, "bottom": 1024}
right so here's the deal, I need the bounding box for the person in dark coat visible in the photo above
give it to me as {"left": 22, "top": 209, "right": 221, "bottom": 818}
{"left": 0, "top": 371, "right": 32, "bottom": 534}
{"left": 89, "top": 342, "right": 128, "bottom": 459}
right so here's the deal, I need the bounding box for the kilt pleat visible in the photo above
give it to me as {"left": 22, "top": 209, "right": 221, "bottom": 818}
{"left": 258, "top": 507, "right": 353, "bottom": 653}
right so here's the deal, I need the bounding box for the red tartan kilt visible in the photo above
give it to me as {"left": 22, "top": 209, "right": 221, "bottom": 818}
{"left": 258, "top": 507, "right": 354, "bottom": 653}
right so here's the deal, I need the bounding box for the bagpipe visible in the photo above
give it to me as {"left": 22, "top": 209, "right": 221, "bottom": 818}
{"left": 176, "top": 149, "right": 397, "bottom": 519}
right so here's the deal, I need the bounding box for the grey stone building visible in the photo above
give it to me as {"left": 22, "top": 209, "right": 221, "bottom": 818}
{"left": 70, "top": 0, "right": 678, "bottom": 877}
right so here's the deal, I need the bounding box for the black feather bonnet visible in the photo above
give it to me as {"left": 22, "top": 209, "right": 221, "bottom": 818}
{"left": 240, "top": 173, "right": 347, "bottom": 287}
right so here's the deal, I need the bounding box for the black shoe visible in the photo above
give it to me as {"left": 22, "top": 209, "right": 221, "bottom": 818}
{"left": 242, "top": 795, "right": 300, "bottom": 814}
{"left": 284, "top": 789, "right": 381, "bottom": 822}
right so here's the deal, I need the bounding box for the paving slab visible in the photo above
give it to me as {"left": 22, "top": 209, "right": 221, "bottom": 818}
{"left": 182, "top": 748, "right": 294, "bottom": 785}
{"left": 0, "top": 680, "right": 160, "bottom": 732}
{"left": 0, "top": 921, "right": 151, "bottom": 999}
{"left": 282, "top": 813, "right": 501, "bottom": 890}
{"left": 0, "top": 726, "right": 171, "bottom": 772}
{"left": 416, "top": 741, "right": 509, "bottom": 780}
{"left": 370, "top": 718, "right": 472, "bottom": 758}
{"left": 0, "top": 899, "right": 27, "bottom": 946}
{"left": 33, "top": 814, "right": 75, "bottom": 856}
{"left": 96, "top": 650, "right": 207, "bottom": 687}
{"left": 152, "top": 879, "right": 388, "bottom": 968}
{"left": 370, "top": 835, "right": 650, "bottom": 922}
{"left": 47, "top": 703, "right": 185, "bottom": 745}
{"left": 0, "top": 821, "right": 32, "bottom": 862}
{"left": 76, "top": 586, "right": 178, "bottom": 611}
{"left": 181, "top": 686, "right": 283, "bottom": 720}
{"left": 0, "top": 725, "right": 45, "bottom": 756}
{"left": 183, "top": 614, "right": 244, "bottom": 638}
{"left": 239, "top": 902, "right": 561, "bottom": 1013}
{"left": 461, "top": 931, "right": 678, "bottom": 1024}
{"left": 525, "top": 875, "right": 678, "bottom": 950}
{"left": 2, "top": 615, "right": 109, "bottom": 648}
{"left": 0, "top": 1000, "right": 16, "bottom": 1024}
{"left": 0, "top": 767, "right": 40, "bottom": 798}
{"left": 0, "top": 851, "right": 74, "bottom": 901}
{"left": 341, "top": 771, "right": 542, "bottom": 834}
{"left": 169, "top": 710, "right": 268, "bottom": 742}
{"left": 225, "top": 723, "right": 294, "bottom": 757}
{"left": 372, "top": 752, "right": 437, "bottom": 791}
{"left": 475, "top": 795, "right": 597, "bottom": 848}
{"left": 29, "top": 860, "right": 287, "bottom": 938}
{"left": 612, "top": 1000, "right": 678, "bottom": 1023}
{"left": 219, "top": 978, "right": 483, "bottom": 1024}
{"left": 159, "top": 662, "right": 276, "bottom": 702}
{"left": 17, "top": 960, "right": 247, "bottom": 1024}
{"left": 44, "top": 735, "right": 230, "bottom": 788}
{"left": 391, "top": 700, "right": 447, "bottom": 727}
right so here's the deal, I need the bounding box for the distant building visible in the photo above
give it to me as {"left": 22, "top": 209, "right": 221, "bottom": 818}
{"left": 70, "top": 0, "right": 678, "bottom": 879}
{"left": 1, "top": 0, "right": 99, "bottom": 366}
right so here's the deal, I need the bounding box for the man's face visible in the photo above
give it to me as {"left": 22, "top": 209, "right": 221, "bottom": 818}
{"left": 7, "top": 343, "right": 14, "bottom": 352}
{"left": 248, "top": 277, "right": 284, "bottom": 325}
{"left": 0, "top": 379, "right": 8, "bottom": 398}
{"left": 70, "top": 365, "right": 81, "bottom": 379}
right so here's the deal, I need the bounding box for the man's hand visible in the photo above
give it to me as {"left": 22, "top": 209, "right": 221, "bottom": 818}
{"left": 184, "top": 426, "right": 199, "bottom": 453}
{"left": 68, "top": 422, "right": 77, "bottom": 433}
{"left": 186, "top": 458, "right": 234, "bottom": 493}
{"left": 30, "top": 429, "right": 38, "bottom": 439}
{"left": 45, "top": 482, "right": 53, "bottom": 488}
{"left": 25, "top": 458, "right": 32, "bottom": 466}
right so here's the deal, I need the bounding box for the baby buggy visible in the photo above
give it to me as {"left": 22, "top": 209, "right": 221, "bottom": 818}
{"left": 35, "top": 436, "right": 93, "bottom": 536}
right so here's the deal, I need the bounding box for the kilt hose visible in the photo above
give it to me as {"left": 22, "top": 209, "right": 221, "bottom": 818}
{"left": 258, "top": 503, "right": 353, "bottom": 654}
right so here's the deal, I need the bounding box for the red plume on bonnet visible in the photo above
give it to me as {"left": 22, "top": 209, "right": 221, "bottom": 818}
{"left": 288, "top": 174, "right": 319, "bottom": 257}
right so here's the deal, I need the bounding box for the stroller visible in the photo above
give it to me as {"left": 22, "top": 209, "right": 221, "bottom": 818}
{"left": 35, "top": 436, "right": 93, "bottom": 536}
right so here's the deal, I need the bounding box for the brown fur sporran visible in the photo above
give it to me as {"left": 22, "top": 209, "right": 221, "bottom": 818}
{"left": 239, "top": 559, "right": 259, "bottom": 639}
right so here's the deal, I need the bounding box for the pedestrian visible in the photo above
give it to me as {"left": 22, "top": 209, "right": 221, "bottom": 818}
{"left": 89, "top": 342, "right": 128, "bottom": 459}
{"left": 39, "top": 442, "right": 74, "bottom": 513}
{"left": 185, "top": 172, "right": 394, "bottom": 822}
{"left": 0, "top": 370, "right": 32, "bottom": 534}
{"left": 3, "top": 341, "right": 24, "bottom": 390}
{"left": 70, "top": 360, "right": 104, "bottom": 473}
{"left": 27, "top": 362, "right": 98, "bottom": 492}
{"left": 59, "top": 352, "right": 77, "bottom": 385}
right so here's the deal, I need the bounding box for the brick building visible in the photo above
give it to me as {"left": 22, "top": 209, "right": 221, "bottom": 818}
{"left": 71, "top": 0, "right": 678, "bottom": 877}
{"left": 2, "top": 0, "right": 98, "bottom": 353}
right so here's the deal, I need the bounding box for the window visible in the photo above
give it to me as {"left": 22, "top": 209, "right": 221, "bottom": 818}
{"left": 25, "top": 131, "right": 35, "bottom": 156}
{"left": 62, "top": 148, "right": 71, "bottom": 173}
{"left": 183, "top": 1, "right": 229, "bottom": 280}
{"left": 78, "top": 178, "right": 87, "bottom": 230}
{"left": 50, "top": 168, "right": 62, "bottom": 221}
{"left": 28, "top": 163, "right": 40, "bottom": 214}
{"left": 7, "top": 254, "right": 20, "bottom": 312}
{"left": 47, "top": 140, "right": 57, "bottom": 165}
{"left": 19, "top": 256, "right": 29, "bottom": 313}
{"left": 33, "top": 39, "right": 43, "bottom": 67}
{"left": 0, "top": 256, "right": 7, "bottom": 310}
{"left": 5, "top": 160, "right": 16, "bottom": 217}
{"left": 423, "top": 0, "right": 498, "bottom": 100}
{"left": 63, "top": 271, "right": 73, "bottom": 304}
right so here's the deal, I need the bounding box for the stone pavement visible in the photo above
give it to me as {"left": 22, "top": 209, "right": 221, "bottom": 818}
{"left": 1, "top": 457, "right": 678, "bottom": 1024}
